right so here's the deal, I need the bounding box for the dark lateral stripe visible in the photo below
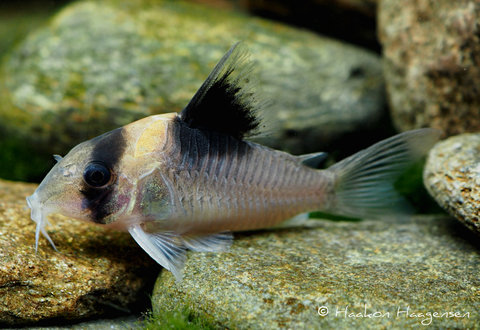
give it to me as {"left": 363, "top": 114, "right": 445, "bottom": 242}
{"left": 80, "top": 127, "right": 127, "bottom": 224}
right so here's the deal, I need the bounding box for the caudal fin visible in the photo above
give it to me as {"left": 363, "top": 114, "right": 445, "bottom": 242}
{"left": 327, "top": 128, "right": 441, "bottom": 219}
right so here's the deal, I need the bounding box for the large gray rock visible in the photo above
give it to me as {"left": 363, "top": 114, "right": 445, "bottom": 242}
{"left": 0, "top": 0, "right": 385, "bottom": 181}
{"left": 152, "top": 215, "right": 479, "bottom": 328}
{"left": 0, "top": 179, "right": 158, "bottom": 326}
{"left": 424, "top": 134, "right": 480, "bottom": 235}
{"left": 378, "top": 0, "right": 480, "bottom": 137}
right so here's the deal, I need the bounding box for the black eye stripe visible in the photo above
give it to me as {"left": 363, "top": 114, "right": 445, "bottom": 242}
{"left": 80, "top": 127, "right": 126, "bottom": 224}
{"left": 90, "top": 127, "right": 126, "bottom": 167}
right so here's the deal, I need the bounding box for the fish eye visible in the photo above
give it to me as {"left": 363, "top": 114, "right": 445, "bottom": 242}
{"left": 83, "top": 162, "right": 112, "bottom": 188}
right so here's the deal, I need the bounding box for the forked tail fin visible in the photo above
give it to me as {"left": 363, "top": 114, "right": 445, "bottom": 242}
{"left": 327, "top": 128, "right": 441, "bottom": 219}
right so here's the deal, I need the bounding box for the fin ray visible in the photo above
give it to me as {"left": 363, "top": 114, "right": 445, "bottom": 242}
{"left": 328, "top": 128, "right": 441, "bottom": 219}
{"left": 182, "top": 232, "right": 233, "bottom": 252}
{"left": 179, "top": 43, "right": 261, "bottom": 139}
{"left": 128, "top": 225, "right": 186, "bottom": 282}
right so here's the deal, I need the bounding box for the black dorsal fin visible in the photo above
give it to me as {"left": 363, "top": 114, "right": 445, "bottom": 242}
{"left": 179, "top": 43, "right": 261, "bottom": 140}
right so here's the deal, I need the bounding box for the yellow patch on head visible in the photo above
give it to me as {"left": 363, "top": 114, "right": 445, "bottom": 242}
{"left": 134, "top": 113, "right": 176, "bottom": 158}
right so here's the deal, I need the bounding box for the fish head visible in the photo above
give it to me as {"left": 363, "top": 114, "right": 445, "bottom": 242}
{"left": 27, "top": 126, "right": 136, "bottom": 250}
{"left": 27, "top": 146, "right": 91, "bottom": 222}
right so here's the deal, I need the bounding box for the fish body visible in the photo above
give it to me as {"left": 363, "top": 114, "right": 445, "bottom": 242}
{"left": 112, "top": 113, "right": 332, "bottom": 234}
{"left": 27, "top": 44, "right": 440, "bottom": 280}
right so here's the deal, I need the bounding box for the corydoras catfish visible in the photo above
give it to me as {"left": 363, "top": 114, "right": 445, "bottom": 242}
{"left": 27, "top": 44, "right": 440, "bottom": 281}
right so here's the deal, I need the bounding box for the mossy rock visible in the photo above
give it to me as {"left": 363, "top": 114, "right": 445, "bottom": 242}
{"left": 152, "top": 215, "right": 480, "bottom": 329}
{"left": 0, "top": 179, "right": 158, "bottom": 326}
{"left": 0, "top": 0, "right": 384, "bottom": 181}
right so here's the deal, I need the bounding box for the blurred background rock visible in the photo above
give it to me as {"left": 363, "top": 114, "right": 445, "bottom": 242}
{"left": 379, "top": 0, "right": 480, "bottom": 136}
{"left": 0, "top": 1, "right": 67, "bottom": 58}
{"left": 0, "top": 0, "right": 389, "bottom": 183}
{"left": 0, "top": 0, "right": 71, "bottom": 181}
{"left": 193, "top": 0, "right": 380, "bottom": 51}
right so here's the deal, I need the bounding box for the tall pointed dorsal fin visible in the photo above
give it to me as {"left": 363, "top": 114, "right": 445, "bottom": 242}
{"left": 179, "top": 43, "right": 261, "bottom": 140}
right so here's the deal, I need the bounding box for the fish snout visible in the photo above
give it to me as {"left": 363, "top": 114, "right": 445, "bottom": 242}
{"left": 26, "top": 192, "right": 41, "bottom": 221}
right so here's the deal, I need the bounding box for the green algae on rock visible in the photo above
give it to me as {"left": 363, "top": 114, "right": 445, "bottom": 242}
{"left": 152, "top": 216, "right": 480, "bottom": 329}
{"left": 424, "top": 134, "right": 480, "bottom": 235}
{"left": 0, "top": 179, "right": 159, "bottom": 326}
{"left": 0, "top": 0, "right": 384, "bottom": 181}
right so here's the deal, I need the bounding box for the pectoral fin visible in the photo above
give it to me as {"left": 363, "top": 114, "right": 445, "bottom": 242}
{"left": 129, "top": 225, "right": 233, "bottom": 281}
{"left": 128, "top": 225, "right": 186, "bottom": 282}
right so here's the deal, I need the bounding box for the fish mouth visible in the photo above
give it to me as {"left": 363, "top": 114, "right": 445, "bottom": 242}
{"left": 26, "top": 193, "right": 58, "bottom": 252}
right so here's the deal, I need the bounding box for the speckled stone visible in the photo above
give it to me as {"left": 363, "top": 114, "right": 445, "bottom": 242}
{"left": 25, "top": 315, "right": 143, "bottom": 330}
{"left": 424, "top": 134, "right": 480, "bottom": 235}
{"left": 0, "top": 179, "right": 159, "bottom": 326}
{"left": 152, "top": 216, "right": 480, "bottom": 328}
{"left": 378, "top": 0, "right": 480, "bottom": 136}
{"left": 0, "top": 0, "right": 385, "bottom": 181}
